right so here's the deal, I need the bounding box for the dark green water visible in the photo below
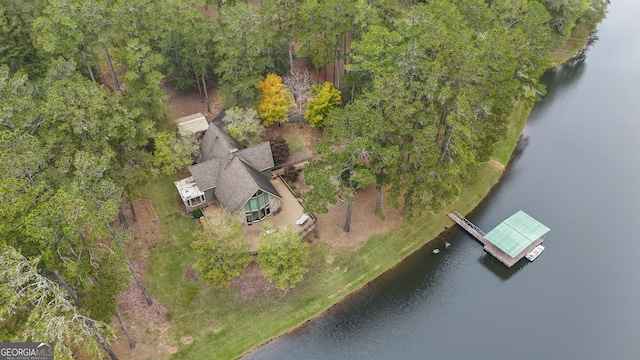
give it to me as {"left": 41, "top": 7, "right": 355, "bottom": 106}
{"left": 245, "top": 1, "right": 640, "bottom": 359}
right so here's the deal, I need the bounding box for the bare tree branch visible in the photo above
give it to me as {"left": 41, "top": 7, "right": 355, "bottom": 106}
{"left": 284, "top": 68, "right": 313, "bottom": 122}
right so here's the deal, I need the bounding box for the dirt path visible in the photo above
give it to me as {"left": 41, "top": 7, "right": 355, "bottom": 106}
{"left": 490, "top": 159, "right": 506, "bottom": 170}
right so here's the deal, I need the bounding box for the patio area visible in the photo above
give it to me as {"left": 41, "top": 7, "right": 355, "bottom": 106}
{"left": 243, "top": 177, "right": 315, "bottom": 252}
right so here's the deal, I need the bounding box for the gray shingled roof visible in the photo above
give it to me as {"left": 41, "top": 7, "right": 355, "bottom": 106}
{"left": 197, "top": 124, "right": 244, "bottom": 163}
{"left": 236, "top": 141, "right": 275, "bottom": 171}
{"left": 189, "top": 124, "right": 279, "bottom": 213}
{"left": 214, "top": 156, "right": 258, "bottom": 212}
{"left": 188, "top": 159, "right": 223, "bottom": 191}
{"left": 239, "top": 159, "right": 280, "bottom": 199}
{"left": 214, "top": 156, "right": 281, "bottom": 212}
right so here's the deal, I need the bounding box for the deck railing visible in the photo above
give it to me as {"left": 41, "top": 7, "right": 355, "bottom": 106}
{"left": 452, "top": 211, "right": 486, "bottom": 236}
{"left": 276, "top": 175, "right": 316, "bottom": 238}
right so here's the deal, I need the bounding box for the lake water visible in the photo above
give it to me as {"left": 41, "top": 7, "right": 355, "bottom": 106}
{"left": 245, "top": 1, "right": 640, "bottom": 359}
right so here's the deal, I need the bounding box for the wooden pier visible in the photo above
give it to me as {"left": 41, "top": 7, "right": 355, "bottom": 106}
{"left": 448, "top": 211, "right": 548, "bottom": 268}
{"left": 448, "top": 211, "right": 488, "bottom": 245}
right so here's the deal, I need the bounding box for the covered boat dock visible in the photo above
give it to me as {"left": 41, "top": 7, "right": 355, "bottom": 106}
{"left": 448, "top": 210, "right": 550, "bottom": 267}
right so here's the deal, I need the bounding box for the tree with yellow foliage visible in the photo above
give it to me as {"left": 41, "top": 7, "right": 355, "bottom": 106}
{"left": 256, "top": 73, "right": 293, "bottom": 126}
{"left": 304, "top": 82, "right": 341, "bottom": 128}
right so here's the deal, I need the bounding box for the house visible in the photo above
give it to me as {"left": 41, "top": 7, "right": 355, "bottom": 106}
{"left": 175, "top": 123, "right": 282, "bottom": 224}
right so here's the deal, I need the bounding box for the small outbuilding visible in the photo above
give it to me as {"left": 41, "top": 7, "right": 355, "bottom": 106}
{"left": 175, "top": 112, "right": 209, "bottom": 136}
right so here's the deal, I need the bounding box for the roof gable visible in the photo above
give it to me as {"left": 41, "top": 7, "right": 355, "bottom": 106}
{"left": 214, "top": 156, "right": 281, "bottom": 213}
{"left": 214, "top": 156, "right": 282, "bottom": 212}
{"left": 214, "top": 156, "right": 258, "bottom": 212}
{"left": 236, "top": 141, "right": 275, "bottom": 171}
{"left": 240, "top": 159, "right": 281, "bottom": 199}
{"left": 188, "top": 159, "right": 223, "bottom": 191}
{"left": 197, "top": 124, "right": 244, "bottom": 163}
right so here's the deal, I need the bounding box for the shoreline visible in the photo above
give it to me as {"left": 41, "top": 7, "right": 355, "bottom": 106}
{"left": 236, "top": 20, "right": 603, "bottom": 360}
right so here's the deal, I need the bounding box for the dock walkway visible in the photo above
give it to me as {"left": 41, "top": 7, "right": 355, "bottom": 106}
{"left": 448, "top": 211, "right": 487, "bottom": 245}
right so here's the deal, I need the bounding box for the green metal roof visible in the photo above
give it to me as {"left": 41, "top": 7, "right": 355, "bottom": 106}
{"left": 484, "top": 211, "right": 550, "bottom": 258}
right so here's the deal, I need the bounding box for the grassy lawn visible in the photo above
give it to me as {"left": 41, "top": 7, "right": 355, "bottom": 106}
{"left": 145, "top": 174, "right": 201, "bottom": 308}
{"left": 286, "top": 133, "right": 305, "bottom": 155}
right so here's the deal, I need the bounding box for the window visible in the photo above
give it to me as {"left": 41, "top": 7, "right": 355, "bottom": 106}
{"left": 244, "top": 190, "right": 271, "bottom": 222}
{"left": 188, "top": 195, "right": 205, "bottom": 207}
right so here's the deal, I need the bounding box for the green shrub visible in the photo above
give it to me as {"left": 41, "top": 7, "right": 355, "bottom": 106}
{"left": 190, "top": 208, "right": 203, "bottom": 218}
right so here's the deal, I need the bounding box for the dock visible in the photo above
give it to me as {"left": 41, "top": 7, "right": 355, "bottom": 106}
{"left": 448, "top": 211, "right": 549, "bottom": 267}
